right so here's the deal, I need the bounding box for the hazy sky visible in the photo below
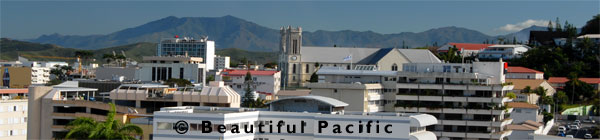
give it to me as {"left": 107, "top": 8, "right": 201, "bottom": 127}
{"left": 1, "top": 0, "right": 598, "bottom": 39}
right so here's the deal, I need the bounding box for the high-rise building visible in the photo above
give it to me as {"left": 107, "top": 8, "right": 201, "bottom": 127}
{"left": 157, "top": 36, "right": 215, "bottom": 70}
{"left": 308, "top": 61, "right": 515, "bottom": 140}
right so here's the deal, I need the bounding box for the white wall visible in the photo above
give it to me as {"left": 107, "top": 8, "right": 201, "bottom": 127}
{"left": 511, "top": 108, "right": 539, "bottom": 124}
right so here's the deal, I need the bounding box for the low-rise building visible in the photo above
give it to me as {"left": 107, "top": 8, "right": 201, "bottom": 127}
{"left": 548, "top": 77, "right": 600, "bottom": 91}
{"left": 506, "top": 79, "right": 556, "bottom": 104}
{"left": 478, "top": 44, "right": 531, "bottom": 60}
{"left": 136, "top": 56, "right": 207, "bottom": 85}
{"left": 507, "top": 102, "right": 541, "bottom": 124}
{"left": 153, "top": 95, "right": 438, "bottom": 140}
{"left": 110, "top": 81, "right": 240, "bottom": 113}
{"left": 275, "top": 90, "right": 311, "bottom": 99}
{"left": 507, "top": 120, "right": 545, "bottom": 140}
{"left": 437, "top": 43, "right": 493, "bottom": 57}
{"left": 95, "top": 67, "right": 139, "bottom": 81}
{"left": 506, "top": 66, "right": 544, "bottom": 79}
{"left": 0, "top": 89, "right": 28, "bottom": 140}
{"left": 221, "top": 69, "right": 281, "bottom": 100}
{"left": 214, "top": 55, "right": 230, "bottom": 70}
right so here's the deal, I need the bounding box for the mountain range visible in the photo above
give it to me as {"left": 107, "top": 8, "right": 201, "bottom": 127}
{"left": 27, "top": 15, "right": 545, "bottom": 52}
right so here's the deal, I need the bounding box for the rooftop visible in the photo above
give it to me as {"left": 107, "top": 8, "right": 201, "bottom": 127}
{"left": 577, "top": 34, "right": 600, "bottom": 39}
{"left": 276, "top": 90, "right": 311, "bottom": 96}
{"left": 300, "top": 47, "right": 441, "bottom": 64}
{"left": 505, "top": 79, "right": 546, "bottom": 90}
{"left": 0, "top": 88, "right": 28, "bottom": 94}
{"left": 507, "top": 124, "right": 538, "bottom": 131}
{"left": 266, "top": 95, "right": 349, "bottom": 107}
{"left": 548, "top": 77, "right": 600, "bottom": 84}
{"left": 488, "top": 44, "right": 531, "bottom": 48}
{"left": 507, "top": 102, "right": 539, "bottom": 109}
{"left": 506, "top": 66, "right": 543, "bottom": 74}
{"left": 120, "top": 84, "right": 169, "bottom": 88}
{"left": 221, "top": 69, "right": 279, "bottom": 76}
{"left": 444, "top": 43, "right": 493, "bottom": 51}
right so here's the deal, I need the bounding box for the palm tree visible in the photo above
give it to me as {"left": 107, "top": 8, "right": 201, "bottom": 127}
{"left": 65, "top": 103, "right": 143, "bottom": 139}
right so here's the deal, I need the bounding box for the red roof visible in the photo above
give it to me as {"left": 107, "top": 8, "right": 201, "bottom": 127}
{"left": 0, "top": 89, "right": 28, "bottom": 94}
{"left": 548, "top": 77, "right": 600, "bottom": 84}
{"left": 507, "top": 66, "right": 543, "bottom": 74}
{"left": 446, "top": 43, "right": 494, "bottom": 51}
{"left": 222, "top": 69, "right": 279, "bottom": 76}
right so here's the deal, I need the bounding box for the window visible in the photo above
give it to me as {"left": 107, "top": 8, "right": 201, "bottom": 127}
{"left": 293, "top": 40, "right": 298, "bottom": 54}
{"left": 13, "top": 106, "right": 17, "bottom": 111}
{"left": 179, "top": 68, "right": 184, "bottom": 79}
{"left": 306, "top": 64, "right": 310, "bottom": 73}
{"left": 391, "top": 64, "right": 398, "bottom": 71}
{"left": 443, "top": 65, "right": 451, "bottom": 72}
{"left": 346, "top": 65, "right": 350, "bottom": 70}
{"left": 334, "top": 89, "right": 338, "bottom": 93}
{"left": 157, "top": 122, "right": 172, "bottom": 130}
{"left": 292, "top": 64, "right": 296, "bottom": 74}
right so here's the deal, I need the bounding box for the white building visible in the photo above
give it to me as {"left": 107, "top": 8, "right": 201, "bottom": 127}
{"left": 157, "top": 36, "right": 215, "bottom": 70}
{"left": 507, "top": 102, "right": 541, "bottom": 124}
{"left": 136, "top": 56, "right": 207, "bottom": 85}
{"left": 437, "top": 43, "right": 493, "bottom": 57}
{"left": 0, "top": 89, "right": 28, "bottom": 140}
{"left": 153, "top": 95, "right": 438, "bottom": 140}
{"left": 214, "top": 56, "right": 230, "bottom": 70}
{"left": 506, "top": 66, "right": 544, "bottom": 79}
{"left": 309, "top": 61, "right": 516, "bottom": 140}
{"left": 221, "top": 69, "right": 281, "bottom": 100}
{"left": 507, "top": 120, "right": 545, "bottom": 140}
{"left": 478, "top": 44, "right": 531, "bottom": 60}
{"left": 30, "top": 67, "right": 50, "bottom": 85}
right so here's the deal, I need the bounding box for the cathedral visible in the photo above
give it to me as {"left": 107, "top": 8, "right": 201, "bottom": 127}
{"left": 278, "top": 26, "right": 442, "bottom": 88}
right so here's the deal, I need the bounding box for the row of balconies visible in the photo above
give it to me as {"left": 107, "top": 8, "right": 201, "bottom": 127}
{"left": 396, "top": 95, "right": 510, "bottom": 103}
{"left": 395, "top": 107, "right": 512, "bottom": 115}
{"left": 433, "top": 130, "right": 512, "bottom": 139}
{"left": 438, "top": 119, "right": 512, "bottom": 127}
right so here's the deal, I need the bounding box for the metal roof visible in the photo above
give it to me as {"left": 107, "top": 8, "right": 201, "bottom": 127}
{"left": 300, "top": 47, "right": 441, "bottom": 64}
{"left": 316, "top": 66, "right": 397, "bottom": 76}
{"left": 266, "top": 95, "right": 349, "bottom": 107}
{"left": 398, "top": 49, "right": 442, "bottom": 63}
{"left": 120, "top": 84, "right": 169, "bottom": 88}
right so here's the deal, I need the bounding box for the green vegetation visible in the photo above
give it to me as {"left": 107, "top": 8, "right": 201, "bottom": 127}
{"left": 505, "top": 92, "right": 516, "bottom": 99}
{"left": 164, "top": 78, "right": 192, "bottom": 87}
{"left": 65, "top": 103, "right": 143, "bottom": 139}
{"left": 241, "top": 72, "right": 266, "bottom": 108}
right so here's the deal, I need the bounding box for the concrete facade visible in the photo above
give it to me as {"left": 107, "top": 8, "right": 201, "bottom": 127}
{"left": 157, "top": 36, "right": 215, "bottom": 70}
{"left": 214, "top": 56, "right": 230, "bottom": 70}
{"left": 0, "top": 89, "right": 28, "bottom": 140}
{"left": 136, "top": 56, "right": 207, "bottom": 85}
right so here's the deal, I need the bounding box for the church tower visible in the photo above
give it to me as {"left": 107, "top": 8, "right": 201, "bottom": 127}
{"left": 278, "top": 26, "right": 302, "bottom": 88}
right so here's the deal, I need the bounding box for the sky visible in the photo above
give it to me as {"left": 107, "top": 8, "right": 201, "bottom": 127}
{"left": 1, "top": 0, "right": 598, "bottom": 39}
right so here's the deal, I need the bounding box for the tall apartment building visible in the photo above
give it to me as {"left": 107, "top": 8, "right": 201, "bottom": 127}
{"left": 0, "top": 89, "right": 28, "bottom": 140}
{"left": 308, "top": 61, "right": 515, "bottom": 140}
{"left": 157, "top": 36, "right": 215, "bottom": 70}
{"left": 136, "top": 56, "right": 207, "bottom": 85}
{"left": 214, "top": 55, "right": 230, "bottom": 70}
{"left": 153, "top": 95, "right": 438, "bottom": 140}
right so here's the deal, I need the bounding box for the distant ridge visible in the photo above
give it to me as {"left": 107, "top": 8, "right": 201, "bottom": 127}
{"left": 28, "top": 15, "right": 533, "bottom": 51}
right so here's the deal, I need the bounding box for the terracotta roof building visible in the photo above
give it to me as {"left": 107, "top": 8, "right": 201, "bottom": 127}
{"left": 220, "top": 69, "right": 281, "bottom": 100}
{"left": 505, "top": 66, "right": 544, "bottom": 79}
{"left": 547, "top": 77, "right": 600, "bottom": 90}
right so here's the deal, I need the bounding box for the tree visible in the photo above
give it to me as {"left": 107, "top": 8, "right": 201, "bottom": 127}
{"left": 554, "top": 91, "right": 569, "bottom": 105}
{"left": 241, "top": 72, "right": 256, "bottom": 108}
{"left": 74, "top": 50, "right": 94, "bottom": 65}
{"left": 164, "top": 78, "right": 192, "bottom": 87}
{"left": 564, "top": 77, "right": 595, "bottom": 103}
{"left": 65, "top": 103, "right": 142, "bottom": 139}
{"left": 580, "top": 14, "right": 599, "bottom": 35}
{"left": 555, "top": 17, "right": 562, "bottom": 32}
{"left": 309, "top": 72, "right": 318, "bottom": 83}
{"left": 547, "top": 21, "right": 554, "bottom": 32}
{"left": 207, "top": 75, "right": 215, "bottom": 82}
{"left": 263, "top": 62, "right": 277, "bottom": 69}
{"left": 523, "top": 86, "right": 532, "bottom": 93}
{"left": 438, "top": 46, "right": 461, "bottom": 63}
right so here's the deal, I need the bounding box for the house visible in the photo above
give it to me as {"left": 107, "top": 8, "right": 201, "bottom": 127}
{"left": 478, "top": 44, "right": 531, "bottom": 60}
{"left": 507, "top": 120, "right": 545, "bottom": 140}
{"left": 505, "top": 79, "right": 556, "bottom": 104}
{"left": 548, "top": 77, "right": 600, "bottom": 91}
{"left": 506, "top": 66, "right": 544, "bottom": 79}
{"left": 437, "top": 43, "right": 493, "bottom": 56}
{"left": 507, "top": 102, "right": 541, "bottom": 124}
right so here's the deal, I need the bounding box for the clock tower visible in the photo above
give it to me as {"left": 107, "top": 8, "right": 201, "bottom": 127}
{"left": 278, "top": 26, "right": 302, "bottom": 87}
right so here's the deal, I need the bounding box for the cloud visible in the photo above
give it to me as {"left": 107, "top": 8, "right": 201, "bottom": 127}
{"left": 497, "top": 19, "right": 549, "bottom": 32}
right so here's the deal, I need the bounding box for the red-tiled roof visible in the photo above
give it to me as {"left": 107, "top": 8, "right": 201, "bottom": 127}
{"left": 548, "top": 77, "right": 600, "bottom": 84}
{"left": 0, "top": 89, "right": 28, "bottom": 94}
{"left": 506, "top": 66, "right": 543, "bottom": 74}
{"left": 222, "top": 69, "right": 279, "bottom": 76}
{"left": 507, "top": 102, "right": 539, "bottom": 109}
{"left": 447, "top": 43, "right": 494, "bottom": 51}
